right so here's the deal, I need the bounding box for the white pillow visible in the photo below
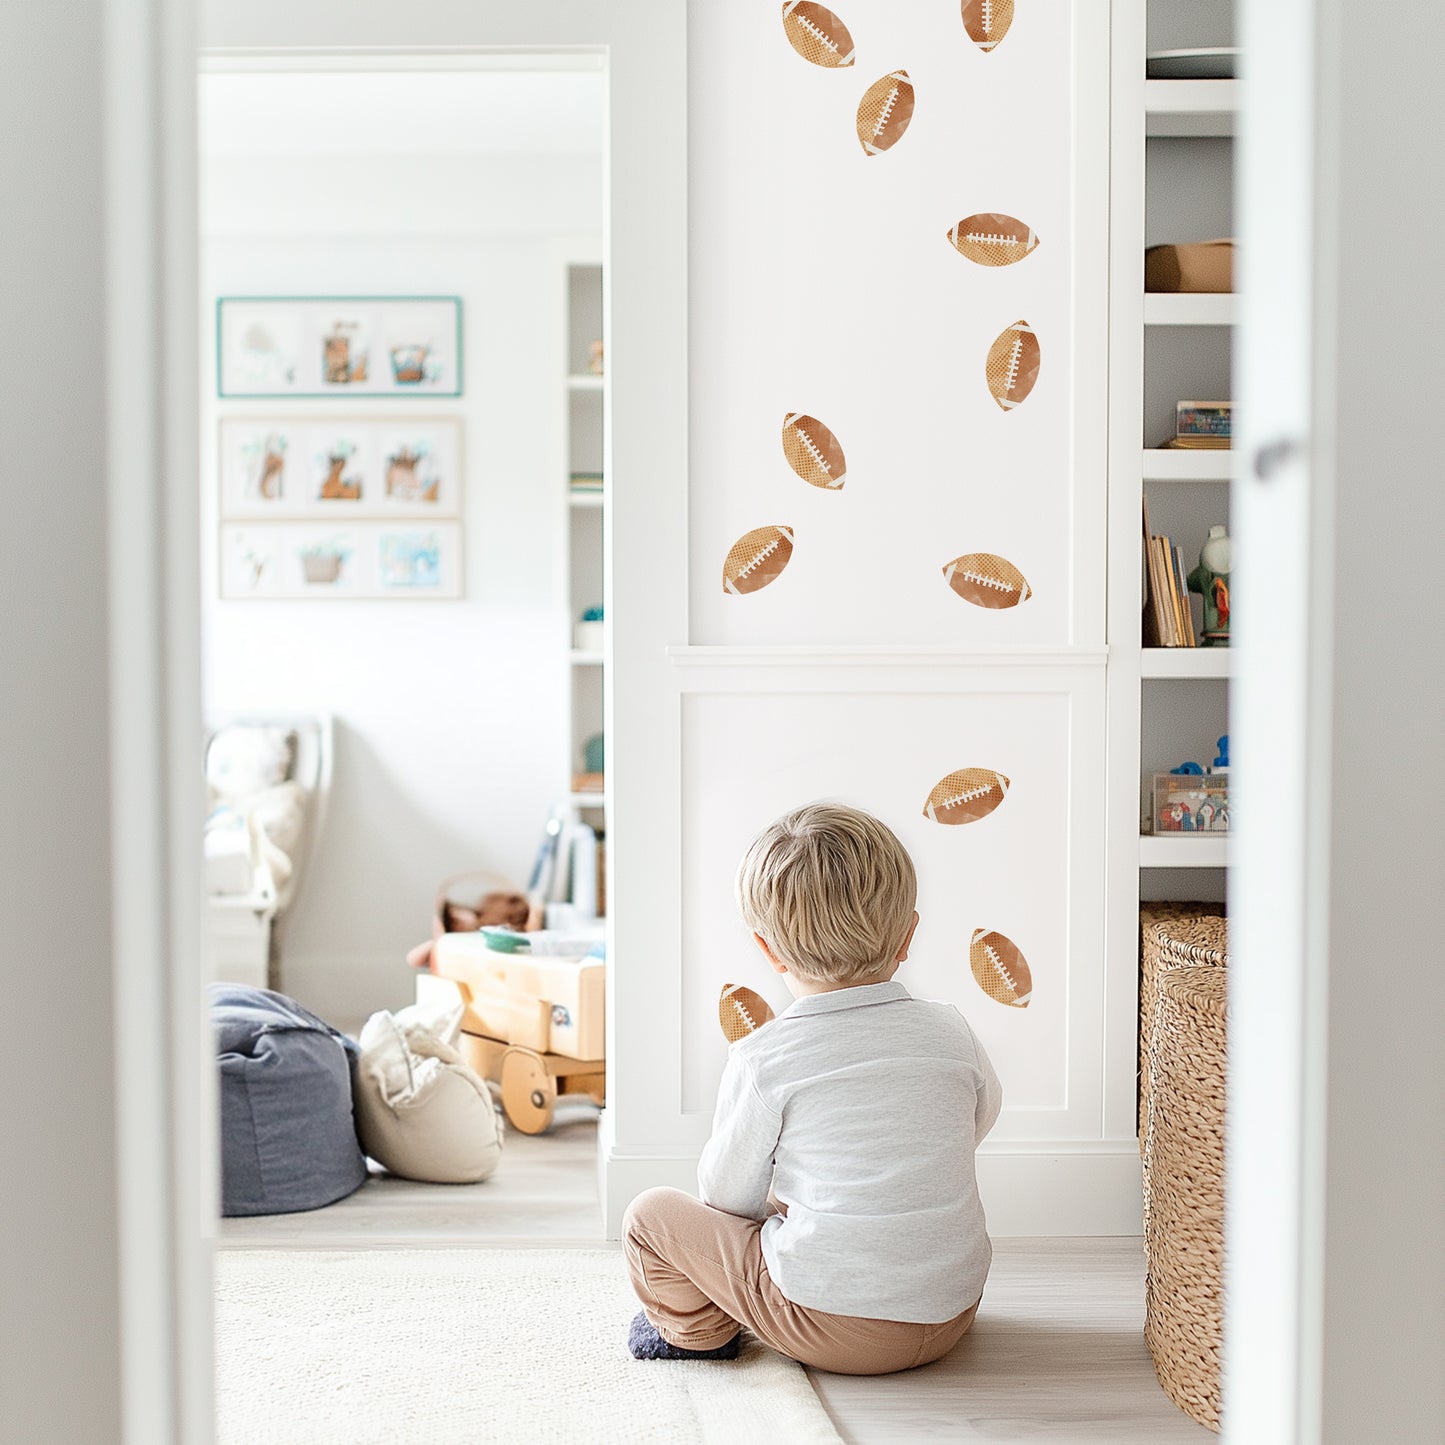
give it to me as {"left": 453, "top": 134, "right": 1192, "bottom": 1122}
{"left": 207, "top": 725, "right": 294, "bottom": 799}
{"left": 354, "top": 1005, "right": 503, "bottom": 1184}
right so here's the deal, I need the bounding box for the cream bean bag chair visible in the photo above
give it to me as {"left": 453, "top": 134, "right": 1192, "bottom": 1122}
{"left": 354, "top": 1003, "right": 503, "bottom": 1184}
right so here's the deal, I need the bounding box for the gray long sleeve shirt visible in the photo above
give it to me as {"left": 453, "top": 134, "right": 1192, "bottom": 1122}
{"left": 697, "top": 979, "right": 1003, "bottom": 1324}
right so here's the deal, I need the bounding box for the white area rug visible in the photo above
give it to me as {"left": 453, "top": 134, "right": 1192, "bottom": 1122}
{"left": 216, "top": 1248, "right": 842, "bottom": 1444}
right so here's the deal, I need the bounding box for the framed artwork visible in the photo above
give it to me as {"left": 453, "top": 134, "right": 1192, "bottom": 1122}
{"left": 218, "top": 418, "right": 461, "bottom": 519}
{"left": 219, "top": 521, "right": 463, "bottom": 600}
{"left": 217, "top": 297, "right": 463, "bottom": 398}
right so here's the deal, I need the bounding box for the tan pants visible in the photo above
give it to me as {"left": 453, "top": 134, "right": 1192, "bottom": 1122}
{"left": 622, "top": 1187, "right": 979, "bottom": 1376}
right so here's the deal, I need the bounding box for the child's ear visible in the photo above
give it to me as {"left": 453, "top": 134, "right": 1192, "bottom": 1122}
{"left": 752, "top": 932, "right": 789, "bottom": 975}
{"left": 896, "top": 912, "right": 920, "bottom": 962}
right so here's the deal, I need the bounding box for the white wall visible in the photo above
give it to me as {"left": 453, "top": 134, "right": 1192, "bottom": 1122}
{"left": 201, "top": 139, "right": 601, "bottom": 1020}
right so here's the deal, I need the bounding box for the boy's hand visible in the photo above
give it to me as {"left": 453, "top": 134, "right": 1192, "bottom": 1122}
{"left": 718, "top": 983, "right": 775, "bottom": 1042}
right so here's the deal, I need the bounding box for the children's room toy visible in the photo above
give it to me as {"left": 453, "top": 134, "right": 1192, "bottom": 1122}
{"left": 417, "top": 931, "right": 605, "bottom": 1134}
{"left": 1187, "top": 525, "right": 1232, "bottom": 645}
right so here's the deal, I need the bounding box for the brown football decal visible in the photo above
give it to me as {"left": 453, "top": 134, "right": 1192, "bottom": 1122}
{"left": 942, "top": 553, "right": 1032, "bottom": 609}
{"left": 781, "top": 1, "right": 856, "bottom": 68}
{"left": 970, "top": 929, "right": 1032, "bottom": 1008}
{"left": 947, "top": 213, "right": 1040, "bottom": 267}
{"left": 985, "top": 320, "right": 1041, "bottom": 412}
{"left": 719, "top": 982, "right": 776, "bottom": 1042}
{"left": 723, "top": 525, "right": 795, "bottom": 595}
{"left": 923, "top": 768, "right": 1011, "bottom": 825}
{"left": 781, "top": 413, "right": 847, "bottom": 489}
{"left": 961, "top": 0, "right": 1015, "bottom": 53}
{"left": 856, "top": 70, "right": 915, "bottom": 155}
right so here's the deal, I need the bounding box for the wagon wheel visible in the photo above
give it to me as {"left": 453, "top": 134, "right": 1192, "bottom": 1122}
{"left": 500, "top": 1047, "right": 556, "bottom": 1134}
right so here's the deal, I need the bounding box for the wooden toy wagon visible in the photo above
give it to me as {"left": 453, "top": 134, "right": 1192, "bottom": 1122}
{"left": 415, "top": 931, "right": 604, "bottom": 1135}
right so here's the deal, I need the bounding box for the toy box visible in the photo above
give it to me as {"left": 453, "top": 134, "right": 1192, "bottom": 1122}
{"left": 1152, "top": 772, "right": 1230, "bottom": 834}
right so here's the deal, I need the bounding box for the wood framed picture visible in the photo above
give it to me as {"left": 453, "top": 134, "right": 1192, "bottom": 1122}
{"left": 219, "top": 521, "right": 463, "bottom": 600}
{"left": 217, "top": 296, "right": 463, "bottom": 398}
{"left": 218, "top": 418, "right": 462, "bottom": 519}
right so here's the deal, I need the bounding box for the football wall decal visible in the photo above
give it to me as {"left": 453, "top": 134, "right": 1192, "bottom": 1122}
{"left": 723, "top": 525, "right": 795, "bottom": 595}
{"left": 719, "top": 982, "right": 776, "bottom": 1042}
{"left": 923, "top": 768, "right": 1011, "bottom": 825}
{"left": 781, "top": 1, "right": 856, "bottom": 68}
{"left": 970, "top": 929, "right": 1032, "bottom": 1008}
{"left": 961, "top": 0, "right": 1015, "bottom": 53}
{"left": 947, "top": 213, "right": 1040, "bottom": 267}
{"left": 985, "top": 320, "right": 1041, "bottom": 412}
{"left": 781, "top": 413, "right": 847, "bottom": 489}
{"left": 942, "top": 552, "right": 1033, "bottom": 609}
{"left": 856, "top": 70, "right": 915, "bottom": 155}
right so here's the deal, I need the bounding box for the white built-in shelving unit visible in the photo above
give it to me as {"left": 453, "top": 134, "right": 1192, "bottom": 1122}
{"left": 1106, "top": 0, "right": 1236, "bottom": 976}
{"left": 564, "top": 263, "right": 607, "bottom": 858}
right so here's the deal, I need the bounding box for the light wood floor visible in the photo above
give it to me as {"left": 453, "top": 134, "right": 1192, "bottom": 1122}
{"left": 220, "top": 1114, "right": 1208, "bottom": 1443}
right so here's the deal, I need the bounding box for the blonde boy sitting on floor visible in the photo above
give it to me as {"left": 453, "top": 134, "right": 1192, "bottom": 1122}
{"left": 623, "top": 802, "right": 1003, "bottom": 1374}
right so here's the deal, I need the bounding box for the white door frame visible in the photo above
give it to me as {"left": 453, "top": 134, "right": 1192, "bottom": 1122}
{"left": 1228, "top": 2, "right": 1445, "bottom": 1440}
{"left": 104, "top": 4, "right": 687, "bottom": 1435}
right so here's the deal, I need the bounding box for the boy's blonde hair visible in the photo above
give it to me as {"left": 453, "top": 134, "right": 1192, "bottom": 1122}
{"left": 734, "top": 803, "right": 917, "bottom": 985}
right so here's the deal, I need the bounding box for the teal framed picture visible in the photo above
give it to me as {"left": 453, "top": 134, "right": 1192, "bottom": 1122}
{"left": 217, "top": 296, "right": 463, "bottom": 398}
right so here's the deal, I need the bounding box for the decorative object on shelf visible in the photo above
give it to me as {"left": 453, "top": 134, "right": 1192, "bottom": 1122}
{"left": 1153, "top": 771, "right": 1229, "bottom": 834}
{"left": 1175, "top": 401, "right": 1231, "bottom": 441}
{"left": 719, "top": 982, "right": 775, "bottom": 1042}
{"left": 969, "top": 928, "right": 1032, "bottom": 1008}
{"left": 587, "top": 339, "right": 604, "bottom": 376}
{"left": 1145, "top": 47, "right": 1238, "bottom": 80}
{"left": 923, "top": 768, "right": 1010, "bottom": 826}
{"left": 572, "top": 772, "right": 604, "bottom": 795}
{"left": 574, "top": 606, "right": 604, "bottom": 653}
{"left": 1187, "top": 525, "right": 1232, "bottom": 645}
{"left": 961, "top": 0, "right": 1014, "bottom": 54}
{"left": 1212, "top": 735, "right": 1229, "bottom": 771}
{"left": 1145, "top": 240, "right": 1235, "bottom": 294}
{"left": 985, "top": 319, "right": 1040, "bottom": 412}
{"left": 941, "top": 551, "right": 1033, "bottom": 609}
{"left": 723, "top": 524, "right": 795, "bottom": 595}
{"left": 583, "top": 733, "right": 605, "bottom": 775}
{"left": 856, "top": 70, "right": 914, "bottom": 155}
{"left": 218, "top": 297, "right": 461, "bottom": 398}
{"left": 781, "top": 1, "right": 856, "bottom": 68}
{"left": 946, "top": 212, "right": 1040, "bottom": 267}
{"left": 780, "top": 413, "right": 847, "bottom": 490}
{"left": 569, "top": 472, "right": 604, "bottom": 495}
{"left": 219, "top": 419, "right": 461, "bottom": 520}
{"left": 219, "top": 521, "right": 463, "bottom": 600}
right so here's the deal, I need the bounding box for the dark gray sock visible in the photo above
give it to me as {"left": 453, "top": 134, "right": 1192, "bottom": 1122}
{"left": 627, "top": 1310, "right": 740, "bottom": 1360}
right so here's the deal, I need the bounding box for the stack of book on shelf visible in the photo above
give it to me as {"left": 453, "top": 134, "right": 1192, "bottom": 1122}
{"left": 1162, "top": 400, "right": 1230, "bottom": 450}
{"left": 569, "top": 472, "right": 604, "bottom": 494}
{"left": 1142, "top": 499, "right": 1197, "bottom": 647}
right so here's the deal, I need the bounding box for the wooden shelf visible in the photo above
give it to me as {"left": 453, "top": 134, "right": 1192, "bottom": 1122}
{"left": 1144, "top": 80, "right": 1237, "bottom": 137}
{"left": 1141, "top": 648, "right": 1232, "bottom": 679}
{"left": 567, "top": 374, "right": 604, "bottom": 391}
{"left": 1143, "top": 293, "right": 1236, "bottom": 326}
{"left": 1139, "top": 834, "right": 1229, "bottom": 869}
{"left": 569, "top": 650, "right": 603, "bottom": 666}
{"left": 1142, "top": 448, "right": 1232, "bottom": 483}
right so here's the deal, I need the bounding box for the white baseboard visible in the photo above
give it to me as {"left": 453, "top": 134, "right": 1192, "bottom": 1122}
{"left": 598, "top": 1118, "right": 1143, "bottom": 1240}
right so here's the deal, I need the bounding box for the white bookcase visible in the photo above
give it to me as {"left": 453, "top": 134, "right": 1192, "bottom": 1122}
{"left": 1107, "top": 0, "right": 1236, "bottom": 977}
{"left": 564, "top": 262, "right": 607, "bottom": 861}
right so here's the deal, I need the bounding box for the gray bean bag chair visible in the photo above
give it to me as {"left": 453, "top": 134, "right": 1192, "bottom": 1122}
{"left": 212, "top": 984, "right": 367, "bottom": 1217}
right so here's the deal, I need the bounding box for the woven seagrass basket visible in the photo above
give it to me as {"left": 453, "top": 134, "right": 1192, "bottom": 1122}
{"left": 1143, "top": 965, "right": 1226, "bottom": 1431}
{"left": 1139, "top": 908, "right": 1227, "bottom": 1151}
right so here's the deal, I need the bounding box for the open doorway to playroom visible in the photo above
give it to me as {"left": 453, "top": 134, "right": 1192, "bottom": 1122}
{"left": 200, "top": 56, "right": 610, "bottom": 1242}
